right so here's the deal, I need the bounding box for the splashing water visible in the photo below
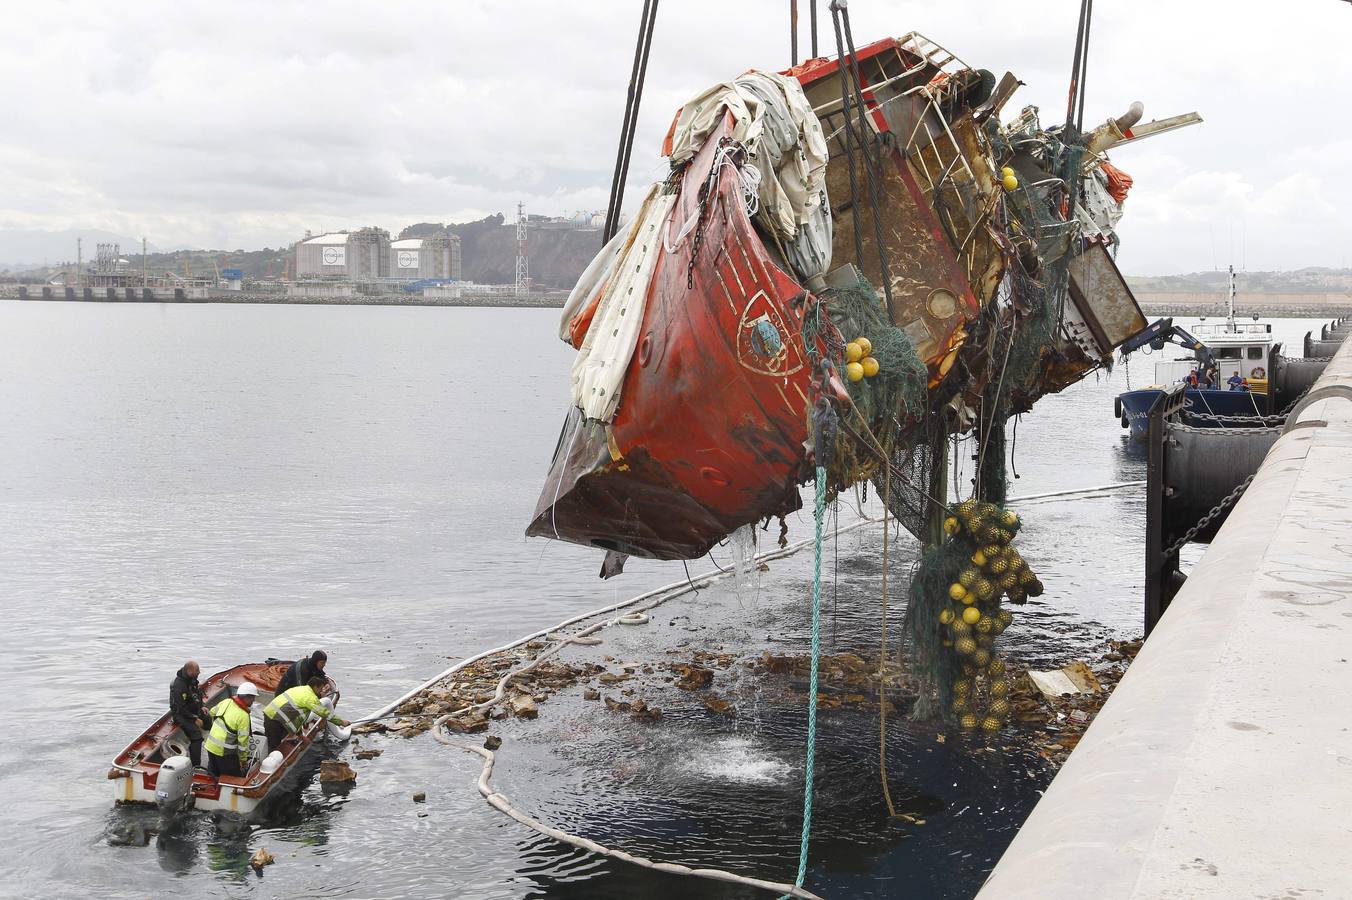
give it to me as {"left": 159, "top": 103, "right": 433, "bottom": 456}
{"left": 728, "top": 523, "right": 759, "bottom": 607}
{"left": 678, "top": 736, "right": 793, "bottom": 786}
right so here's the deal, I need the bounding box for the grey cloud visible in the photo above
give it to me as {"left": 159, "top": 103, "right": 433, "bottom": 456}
{"left": 0, "top": 0, "right": 1348, "bottom": 272}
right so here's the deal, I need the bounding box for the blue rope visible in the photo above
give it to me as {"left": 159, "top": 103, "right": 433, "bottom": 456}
{"left": 791, "top": 465, "right": 827, "bottom": 893}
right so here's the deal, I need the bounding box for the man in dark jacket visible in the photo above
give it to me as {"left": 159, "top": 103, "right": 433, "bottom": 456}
{"left": 169, "top": 661, "right": 212, "bottom": 767}
{"left": 276, "top": 650, "right": 328, "bottom": 695}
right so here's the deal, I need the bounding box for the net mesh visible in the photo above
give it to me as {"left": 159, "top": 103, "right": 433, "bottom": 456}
{"left": 806, "top": 271, "right": 929, "bottom": 500}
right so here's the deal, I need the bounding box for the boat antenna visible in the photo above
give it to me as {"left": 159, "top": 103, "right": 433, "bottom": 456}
{"left": 1227, "top": 264, "right": 1237, "bottom": 331}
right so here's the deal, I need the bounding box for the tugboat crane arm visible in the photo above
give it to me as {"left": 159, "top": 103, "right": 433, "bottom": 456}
{"left": 1118, "top": 317, "right": 1212, "bottom": 364}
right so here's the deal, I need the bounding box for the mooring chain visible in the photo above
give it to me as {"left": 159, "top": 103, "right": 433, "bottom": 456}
{"left": 1277, "top": 382, "right": 1316, "bottom": 416}
{"left": 1181, "top": 410, "right": 1284, "bottom": 426}
{"left": 1174, "top": 382, "right": 1317, "bottom": 428}
{"left": 1170, "top": 424, "right": 1276, "bottom": 436}
{"left": 1164, "top": 473, "right": 1256, "bottom": 559}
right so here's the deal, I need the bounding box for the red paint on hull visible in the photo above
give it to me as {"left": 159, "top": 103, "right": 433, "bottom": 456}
{"left": 527, "top": 113, "right": 824, "bottom": 560}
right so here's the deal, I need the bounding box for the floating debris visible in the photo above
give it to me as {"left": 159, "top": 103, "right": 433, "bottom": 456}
{"left": 319, "top": 760, "right": 356, "bottom": 784}
{"left": 412, "top": 792, "right": 426, "bottom": 804}
{"left": 629, "top": 699, "right": 663, "bottom": 723}
{"left": 509, "top": 695, "right": 538, "bottom": 719}
{"left": 250, "top": 848, "right": 274, "bottom": 871}
{"left": 703, "top": 695, "right": 736, "bottom": 715}
{"left": 442, "top": 712, "right": 488, "bottom": 733}
{"left": 1025, "top": 661, "right": 1102, "bottom": 700}
{"left": 1006, "top": 639, "right": 1143, "bottom": 765}
{"left": 672, "top": 665, "right": 714, "bottom": 690}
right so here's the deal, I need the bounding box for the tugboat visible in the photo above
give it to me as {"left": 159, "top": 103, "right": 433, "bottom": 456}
{"left": 1115, "top": 266, "right": 1271, "bottom": 440}
{"left": 108, "top": 661, "right": 347, "bottom": 815}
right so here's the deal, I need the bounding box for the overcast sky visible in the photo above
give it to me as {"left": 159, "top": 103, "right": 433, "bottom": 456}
{"left": 1, "top": 0, "right": 1348, "bottom": 274}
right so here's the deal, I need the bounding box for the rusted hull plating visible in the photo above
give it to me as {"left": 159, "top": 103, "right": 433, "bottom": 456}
{"left": 528, "top": 114, "right": 818, "bottom": 560}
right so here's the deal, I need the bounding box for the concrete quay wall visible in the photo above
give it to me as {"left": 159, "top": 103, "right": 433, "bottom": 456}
{"left": 979, "top": 332, "right": 1352, "bottom": 898}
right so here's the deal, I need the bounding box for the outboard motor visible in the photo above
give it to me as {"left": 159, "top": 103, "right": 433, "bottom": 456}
{"left": 154, "top": 755, "right": 195, "bottom": 814}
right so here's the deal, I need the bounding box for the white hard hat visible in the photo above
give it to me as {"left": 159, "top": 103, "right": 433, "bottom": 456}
{"left": 236, "top": 681, "right": 259, "bottom": 698}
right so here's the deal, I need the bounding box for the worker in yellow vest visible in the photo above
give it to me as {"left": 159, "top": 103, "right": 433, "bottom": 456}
{"left": 204, "top": 681, "right": 258, "bottom": 779}
{"left": 263, "top": 676, "right": 349, "bottom": 753}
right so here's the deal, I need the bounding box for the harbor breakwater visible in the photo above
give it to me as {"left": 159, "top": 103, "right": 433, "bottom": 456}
{"left": 2, "top": 284, "right": 567, "bottom": 308}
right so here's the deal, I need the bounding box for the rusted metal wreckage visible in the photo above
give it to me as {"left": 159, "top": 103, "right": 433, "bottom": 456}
{"left": 528, "top": 31, "right": 1199, "bottom": 573}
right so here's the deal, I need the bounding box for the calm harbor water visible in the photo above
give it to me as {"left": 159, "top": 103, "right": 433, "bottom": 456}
{"left": 0, "top": 300, "right": 1319, "bottom": 899}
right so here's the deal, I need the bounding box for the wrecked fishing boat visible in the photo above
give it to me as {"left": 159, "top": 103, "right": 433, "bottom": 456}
{"left": 528, "top": 30, "right": 1199, "bottom": 575}
{"left": 109, "top": 662, "right": 345, "bottom": 815}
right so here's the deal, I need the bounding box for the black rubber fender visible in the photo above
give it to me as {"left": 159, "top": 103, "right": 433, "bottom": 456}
{"left": 1114, "top": 397, "right": 1122, "bottom": 419}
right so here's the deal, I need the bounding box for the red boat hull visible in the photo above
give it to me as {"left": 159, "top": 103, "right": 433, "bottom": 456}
{"left": 528, "top": 113, "right": 819, "bottom": 561}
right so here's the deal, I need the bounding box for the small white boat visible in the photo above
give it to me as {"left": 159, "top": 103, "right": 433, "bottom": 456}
{"left": 108, "top": 661, "right": 347, "bottom": 815}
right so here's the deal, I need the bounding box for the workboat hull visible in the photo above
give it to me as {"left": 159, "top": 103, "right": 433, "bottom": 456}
{"left": 109, "top": 661, "right": 341, "bottom": 815}
{"left": 1117, "top": 387, "right": 1270, "bottom": 441}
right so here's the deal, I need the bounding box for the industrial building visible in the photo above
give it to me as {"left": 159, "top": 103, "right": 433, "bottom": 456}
{"left": 389, "top": 235, "right": 460, "bottom": 280}
{"left": 293, "top": 227, "right": 461, "bottom": 289}
{"left": 294, "top": 227, "right": 392, "bottom": 280}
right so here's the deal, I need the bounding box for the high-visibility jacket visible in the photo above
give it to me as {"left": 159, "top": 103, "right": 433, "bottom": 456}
{"left": 204, "top": 698, "right": 252, "bottom": 761}
{"left": 263, "top": 685, "right": 333, "bottom": 734}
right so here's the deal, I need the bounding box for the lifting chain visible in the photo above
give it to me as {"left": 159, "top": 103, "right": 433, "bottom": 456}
{"left": 1164, "top": 473, "right": 1256, "bottom": 559}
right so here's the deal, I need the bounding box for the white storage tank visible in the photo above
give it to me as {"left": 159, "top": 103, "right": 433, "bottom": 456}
{"left": 295, "top": 233, "right": 351, "bottom": 278}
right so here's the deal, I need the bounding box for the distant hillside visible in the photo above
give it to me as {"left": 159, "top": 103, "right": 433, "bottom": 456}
{"left": 1127, "top": 268, "right": 1352, "bottom": 294}
{"left": 403, "top": 214, "right": 602, "bottom": 289}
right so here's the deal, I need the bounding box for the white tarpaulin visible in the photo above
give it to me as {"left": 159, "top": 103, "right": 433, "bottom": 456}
{"left": 570, "top": 184, "right": 676, "bottom": 422}
{"left": 666, "top": 70, "right": 831, "bottom": 280}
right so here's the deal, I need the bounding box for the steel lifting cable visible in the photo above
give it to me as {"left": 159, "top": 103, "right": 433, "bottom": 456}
{"left": 602, "top": 0, "right": 659, "bottom": 245}
{"left": 839, "top": 3, "right": 896, "bottom": 318}
{"left": 1064, "top": 0, "right": 1091, "bottom": 130}
{"left": 832, "top": 0, "right": 897, "bottom": 319}
{"left": 828, "top": 5, "right": 866, "bottom": 272}
{"left": 809, "top": 0, "right": 819, "bottom": 58}
{"left": 1075, "top": 0, "right": 1093, "bottom": 133}
{"left": 1061, "top": 0, "right": 1093, "bottom": 220}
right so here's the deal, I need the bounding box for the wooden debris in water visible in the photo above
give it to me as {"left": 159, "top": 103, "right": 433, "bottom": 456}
{"left": 319, "top": 760, "right": 357, "bottom": 784}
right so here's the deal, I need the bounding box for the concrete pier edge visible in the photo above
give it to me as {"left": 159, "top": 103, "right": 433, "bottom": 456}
{"left": 978, "top": 332, "right": 1352, "bottom": 898}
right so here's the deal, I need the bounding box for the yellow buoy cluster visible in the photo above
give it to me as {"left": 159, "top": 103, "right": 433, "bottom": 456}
{"left": 1000, "top": 165, "right": 1019, "bottom": 192}
{"left": 844, "top": 336, "right": 880, "bottom": 383}
{"left": 938, "top": 499, "right": 1044, "bottom": 733}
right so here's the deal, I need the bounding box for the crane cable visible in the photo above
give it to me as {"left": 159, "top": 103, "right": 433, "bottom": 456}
{"left": 830, "top": 0, "right": 897, "bottom": 320}
{"left": 602, "top": 0, "right": 660, "bottom": 245}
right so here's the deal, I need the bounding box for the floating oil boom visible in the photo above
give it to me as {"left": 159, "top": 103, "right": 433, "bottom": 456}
{"left": 528, "top": 29, "right": 1199, "bottom": 576}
